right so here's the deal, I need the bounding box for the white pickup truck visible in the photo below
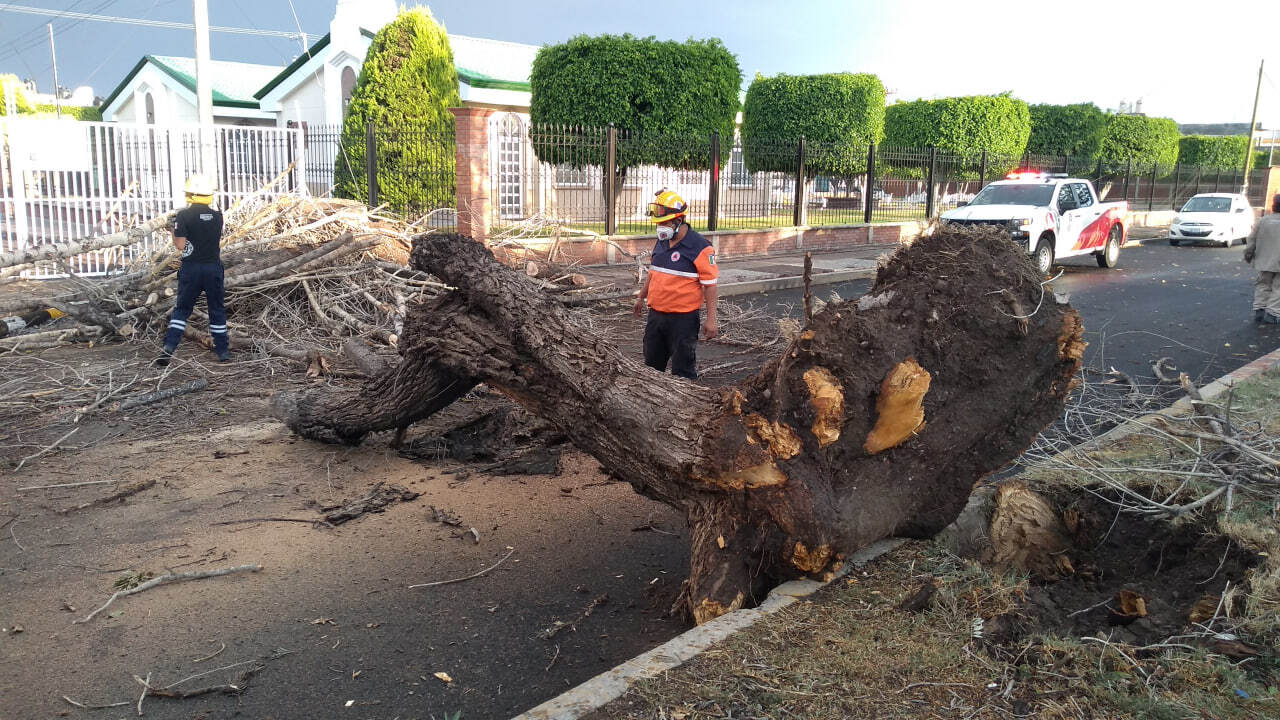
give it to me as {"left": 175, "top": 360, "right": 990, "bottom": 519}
{"left": 940, "top": 172, "right": 1128, "bottom": 274}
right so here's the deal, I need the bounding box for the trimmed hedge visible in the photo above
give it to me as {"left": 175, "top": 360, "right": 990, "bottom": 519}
{"left": 334, "top": 8, "right": 459, "bottom": 213}
{"left": 529, "top": 34, "right": 740, "bottom": 170}
{"left": 1178, "top": 135, "right": 1249, "bottom": 168}
{"left": 883, "top": 95, "right": 1031, "bottom": 159}
{"left": 33, "top": 103, "right": 101, "bottom": 121}
{"left": 1026, "top": 103, "right": 1107, "bottom": 159}
{"left": 1098, "top": 115, "right": 1179, "bottom": 167}
{"left": 741, "top": 72, "right": 885, "bottom": 175}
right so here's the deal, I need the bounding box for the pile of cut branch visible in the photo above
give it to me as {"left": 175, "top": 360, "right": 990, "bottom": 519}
{"left": 0, "top": 193, "right": 608, "bottom": 365}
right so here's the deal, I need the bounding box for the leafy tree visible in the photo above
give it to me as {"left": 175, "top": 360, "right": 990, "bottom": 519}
{"left": 883, "top": 95, "right": 1031, "bottom": 158}
{"left": 1026, "top": 103, "right": 1107, "bottom": 159}
{"left": 0, "top": 74, "right": 34, "bottom": 115}
{"left": 740, "top": 72, "right": 885, "bottom": 175}
{"left": 1098, "top": 115, "right": 1179, "bottom": 167}
{"left": 334, "top": 8, "right": 460, "bottom": 214}
{"left": 529, "top": 34, "right": 740, "bottom": 174}
{"left": 1178, "top": 135, "right": 1249, "bottom": 168}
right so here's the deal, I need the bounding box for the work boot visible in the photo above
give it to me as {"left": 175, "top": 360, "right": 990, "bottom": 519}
{"left": 216, "top": 349, "right": 231, "bottom": 363}
{"left": 154, "top": 345, "right": 176, "bottom": 367}
{"left": 1256, "top": 309, "right": 1266, "bottom": 323}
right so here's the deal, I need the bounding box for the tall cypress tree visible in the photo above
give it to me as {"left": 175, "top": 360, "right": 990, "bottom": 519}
{"left": 334, "top": 8, "right": 460, "bottom": 214}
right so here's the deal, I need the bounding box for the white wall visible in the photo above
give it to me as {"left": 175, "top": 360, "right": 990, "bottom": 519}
{"left": 276, "top": 72, "right": 328, "bottom": 127}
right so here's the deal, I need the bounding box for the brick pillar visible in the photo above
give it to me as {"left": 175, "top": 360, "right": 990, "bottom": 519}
{"left": 450, "top": 106, "right": 495, "bottom": 241}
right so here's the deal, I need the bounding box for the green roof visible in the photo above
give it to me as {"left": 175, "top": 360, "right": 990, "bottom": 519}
{"left": 254, "top": 33, "right": 332, "bottom": 100}
{"left": 100, "top": 55, "right": 282, "bottom": 111}
{"left": 457, "top": 68, "right": 530, "bottom": 92}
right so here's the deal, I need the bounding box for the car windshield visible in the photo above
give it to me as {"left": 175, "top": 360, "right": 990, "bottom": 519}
{"left": 1182, "top": 197, "right": 1232, "bottom": 213}
{"left": 968, "top": 184, "right": 1055, "bottom": 207}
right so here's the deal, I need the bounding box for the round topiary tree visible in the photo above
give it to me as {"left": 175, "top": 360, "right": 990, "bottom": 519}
{"left": 1026, "top": 103, "right": 1107, "bottom": 160}
{"left": 334, "top": 8, "right": 460, "bottom": 215}
{"left": 529, "top": 34, "right": 741, "bottom": 200}
{"left": 1098, "top": 115, "right": 1179, "bottom": 168}
{"left": 740, "top": 72, "right": 885, "bottom": 176}
{"left": 1178, "top": 135, "right": 1249, "bottom": 168}
{"left": 883, "top": 95, "right": 1031, "bottom": 159}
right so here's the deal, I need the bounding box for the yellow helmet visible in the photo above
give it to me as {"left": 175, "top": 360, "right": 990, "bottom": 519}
{"left": 647, "top": 189, "right": 688, "bottom": 223}
{"left": 184, "top": 174, "right": 215, "bottom": 204}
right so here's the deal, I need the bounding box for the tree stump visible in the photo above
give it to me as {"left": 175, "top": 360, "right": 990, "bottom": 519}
{"left": 272, "top": 225, "right": 1084, "bottom": 622}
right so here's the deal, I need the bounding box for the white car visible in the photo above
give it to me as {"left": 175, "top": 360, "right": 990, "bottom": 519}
{"left": 1168, "top": 193, "right": 1254, "bottom": 247}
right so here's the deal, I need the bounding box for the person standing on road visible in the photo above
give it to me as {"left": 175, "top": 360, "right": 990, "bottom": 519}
{"left": 1245, "top": 193, "right": 1280, "bottom": 324}
{"left": 632, "top": 189, "right": 719, "bottom": 379}
{"left": 156, "top": 174, "right": 230, "bottom": 365}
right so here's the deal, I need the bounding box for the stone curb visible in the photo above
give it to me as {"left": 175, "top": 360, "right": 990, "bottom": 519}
{"left": 510, "top": 538, "right": 907, "bottom": 720}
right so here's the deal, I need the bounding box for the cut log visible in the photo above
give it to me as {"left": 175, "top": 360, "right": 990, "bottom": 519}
{"left": 343, "top": 338, "right": 390, "bottom": 376}
{"left": 272, "top": 225, "right": 1084, "bottom": 622}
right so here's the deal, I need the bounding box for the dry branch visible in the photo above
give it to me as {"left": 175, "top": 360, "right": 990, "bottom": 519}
{"left": 0, "top": 212, "right": 175, "bottom": 269}
{"left": 74, "top": 564, "right": 263, "bottom": 623}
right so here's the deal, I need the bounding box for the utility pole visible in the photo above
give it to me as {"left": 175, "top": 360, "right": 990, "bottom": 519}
{"left": 46, "top": 24, "right": 60, "bottom": 118}
{"left": 193, "top": 0, "right": 216, "bottom": 175}
{"left": 1243, "top": 59, "right": 1264, "bottom": 192}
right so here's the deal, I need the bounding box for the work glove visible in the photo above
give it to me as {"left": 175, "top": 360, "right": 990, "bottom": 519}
{"left": 1244, "top": 247, "right": 1255, "bottom": 264}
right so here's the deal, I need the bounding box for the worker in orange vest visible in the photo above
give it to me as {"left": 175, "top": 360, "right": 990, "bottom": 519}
{"left": 632, "top": 189, "right": 719, "bottom": 379}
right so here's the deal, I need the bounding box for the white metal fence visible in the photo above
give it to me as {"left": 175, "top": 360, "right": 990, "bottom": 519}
{"left": 0, "top": 118, "right": 305, "bottom": 277}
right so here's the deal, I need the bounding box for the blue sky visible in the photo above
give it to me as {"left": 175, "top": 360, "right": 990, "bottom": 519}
{"left": 0, "top": 0, "right": 1277, "bottom": 128}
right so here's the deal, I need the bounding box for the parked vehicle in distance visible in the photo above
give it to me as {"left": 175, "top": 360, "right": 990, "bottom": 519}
{"left": 940, "top": 171, "right": 1128, "bottom": 274}
{"left": 1168, "top": 193, "right": 1254, "bottom": 247}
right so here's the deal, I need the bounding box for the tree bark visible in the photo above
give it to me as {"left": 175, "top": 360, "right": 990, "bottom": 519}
{"left": 272, "top": 225, "right": 1084, "bottom": 622}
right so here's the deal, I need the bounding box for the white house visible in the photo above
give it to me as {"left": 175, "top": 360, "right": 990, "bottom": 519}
{"left": 98, "top": 0, "right": 538, "bottom": 128}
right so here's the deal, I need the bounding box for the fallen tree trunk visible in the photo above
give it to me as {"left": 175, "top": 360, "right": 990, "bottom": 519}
{"left": 273, "top": 225, "right": 1084, "bottom": 622}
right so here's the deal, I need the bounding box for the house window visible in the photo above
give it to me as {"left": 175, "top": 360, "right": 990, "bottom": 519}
{"left": 144, "top": 93, "right": 155, "bottom": 124}
{"left": 341, "top": 67, "right": 357, "bottom": 114}
{"left": 554, "top": 165, "right": 589, "bottom": 187}
{"left": 495, "top": 114, "right": 525, "bottom": 219}
{"left": 729, "top": 146, "right": 750, "bottom": 187}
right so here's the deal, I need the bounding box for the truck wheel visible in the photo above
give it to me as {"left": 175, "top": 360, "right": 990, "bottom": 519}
{"left": 1035, "top": 238, "right": 1054, "bottom": 275}
{"left": 1169, "top": 239, "right": 1181, "bottom": 246}
{"left": 1096, "top": 225, "right": 1121, "bottom": 268}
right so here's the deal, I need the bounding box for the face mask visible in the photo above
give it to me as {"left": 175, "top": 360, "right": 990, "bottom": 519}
{"left": 656, "top": 221, "right": 679, "bottom": 242}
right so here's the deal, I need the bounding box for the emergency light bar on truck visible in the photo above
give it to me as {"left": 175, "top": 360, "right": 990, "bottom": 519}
{"left": 1005, "top": 170, "right": 1069, "bottom": 181}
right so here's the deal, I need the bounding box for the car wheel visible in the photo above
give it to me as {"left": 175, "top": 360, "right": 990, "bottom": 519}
{"left": 1096, "top": 225, "right": 1121, "bottom": 268}
{"left": 1221, "top": 237, "right": 1234, "bottom": 248}
{"left": 1170, "top": 238, "right": 1181, "bottom": 246}
{"left": 1035, "top": 237, "right": 1054, "bottom": 275}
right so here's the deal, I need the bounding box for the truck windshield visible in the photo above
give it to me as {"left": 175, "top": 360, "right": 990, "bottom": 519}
{"left": 969, "top": 184, "right": 1055, "bottom": 207}
{"left": 1181, "top": 197, "right": 1231, "bottom": 213}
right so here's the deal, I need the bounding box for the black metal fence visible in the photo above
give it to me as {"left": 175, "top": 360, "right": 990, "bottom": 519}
{"left": 302, "top": 119, "right": 1275, "bottom": 234}
{"left": 302, "top": 122, "right": 457, "bottom": 226}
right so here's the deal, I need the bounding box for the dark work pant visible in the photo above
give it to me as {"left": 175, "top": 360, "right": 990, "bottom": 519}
{"left": 163, "top": 262, "right": 227, "bottom": 352}
{"left": 643, "top": 309, "right": 700, "bottom": 380}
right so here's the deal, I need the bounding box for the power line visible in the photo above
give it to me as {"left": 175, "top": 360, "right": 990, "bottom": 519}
{"left": 0, "top": 3, "right": 310, "bottom": 40}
